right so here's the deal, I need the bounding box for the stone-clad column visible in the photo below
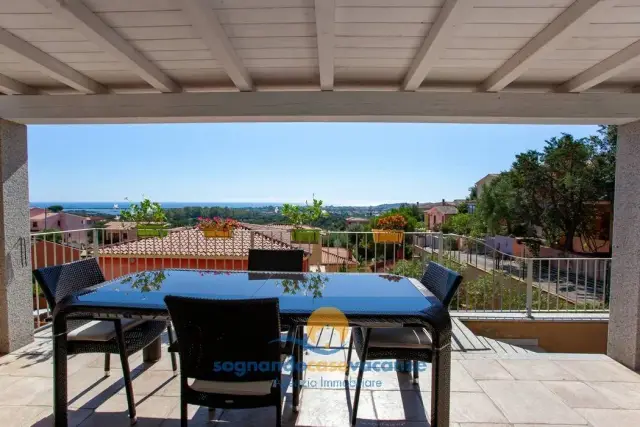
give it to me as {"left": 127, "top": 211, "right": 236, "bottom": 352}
{"left": 608, "top": 120, "right": 640, "bottom": 370}
{"left": 0, "top": 119, "right": 32, "bottom": 353}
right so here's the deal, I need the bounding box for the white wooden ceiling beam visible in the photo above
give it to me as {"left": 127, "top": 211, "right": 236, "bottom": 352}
{"left": 403, "top": 0, "right": 474, "bottom": 91}
{"left": 1, "top": 91, "right": 639, "bottom": 125}
{"left": 39, "top": 0, "right": 180, "bottom": 93}
{"left": 558, "top": 39, "right": 640, "bottom": 92}
{"left": 314, "top": 0, "right": 335, "bottom": 91}
{"left": 0, "top": 27, "right": 105, "bottom": 94}
{"left": 0, "top": 74, "right": 37, "bottom": 95}
{"left": 180, "top": 0, "right": 253, "bottom": 91}
{"left": 479, "top": 0, "right": 615, "bottom": 92}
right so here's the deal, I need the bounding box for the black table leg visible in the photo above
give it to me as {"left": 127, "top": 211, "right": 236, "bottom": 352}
{"left": 143, "top": 337, "right": 162, "bottom": 363}
{"left": 430, "top": 329, "right": 451, "bottom": 427}
{"left": 292, "top": 324, "right": 303, "bottom": 412}
{"left": 53, "top": 311, "right": 68, "bottom": 427}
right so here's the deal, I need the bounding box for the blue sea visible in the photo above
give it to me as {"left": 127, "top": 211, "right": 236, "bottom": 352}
{"left": 30, "top": 202, "right": 279, "bottom": 215}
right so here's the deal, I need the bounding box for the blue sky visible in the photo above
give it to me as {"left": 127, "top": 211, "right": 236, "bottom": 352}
{"left": 28, "top": 123, "right": 600, "bottom": 206}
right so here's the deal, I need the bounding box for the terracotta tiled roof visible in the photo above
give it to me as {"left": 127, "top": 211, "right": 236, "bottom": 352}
{"left": 100, "top": 225, "right": 305, "bottom": 257}
{"left": 428, "top": 205, "right": 459, "bottom": 215}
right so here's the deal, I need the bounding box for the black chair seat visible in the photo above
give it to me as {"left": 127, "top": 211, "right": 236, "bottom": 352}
{"left": 346, "top": 261, "right": 463, "bottom": 426}
{"left": 67, "top": 319, "right": 169, "bottom": 355}
{"left": 362, "top": 327, "right": 432, "bottom": 349}
{"left": 33, "top": 259, "right": 177, "bottom": 425}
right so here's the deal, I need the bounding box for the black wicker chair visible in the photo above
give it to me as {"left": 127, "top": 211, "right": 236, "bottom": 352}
{"left": 248, "top": 248, "right": 304, "bottom": 354}
{"left": 33, "top": 258, "right": 177, "bottom": 425}
{"left": 248, "top": 249, "right": 304, "bottom": 272}
{"left": 164, "top": 296, "right": 285, "bottom": 427}
{"left": 345, "top": 261, "right": 463, "bottom": 426}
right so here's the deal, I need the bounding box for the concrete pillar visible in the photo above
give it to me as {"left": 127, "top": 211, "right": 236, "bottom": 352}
{"left": 608, "top": 120, "right": 640, "bottom": 370}
{"left": 0, "top": 119, "right": 32, "bottom": 353}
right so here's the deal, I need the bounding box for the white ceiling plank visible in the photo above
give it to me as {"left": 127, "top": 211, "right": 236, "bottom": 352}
{"left": 39, "top": 0, "right": 180, "bottom": 93}
{"left": 1, "top": 91, "right": 639, "bottom": 125}
{"left": 557, "top": 39, "right": 640, "bottom": 92}
{"left": 403, "top": 0, "right": 475, "bottom": 91}
{"left": 314, "top": 0, "right": 335, "bottom": 90}
{"left": 0, "top": 73, "right": 38, "bottom": 94}
{"left": 180, "top": 0, "right": 253, "bottom": 91}
{"left": 479, "top": 0, "right": 616, "bottom": 92}
{"left": 0, "top": 27, "right": 106, "bottom": 93}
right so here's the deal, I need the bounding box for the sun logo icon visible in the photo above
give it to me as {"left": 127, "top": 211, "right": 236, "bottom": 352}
{"left": 306, "top": 307, "right": 349, "bottom": 354}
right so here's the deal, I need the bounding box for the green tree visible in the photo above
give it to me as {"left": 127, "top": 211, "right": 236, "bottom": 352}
{"left": 476, "top": 173, "right": 519, "bottom": 235}
{"left": 468, "top": 185, "right": 478, "bottom": 200}
{"left": 47, "top": 205, "right": 64, "bottom": 212}
{"left": 479, "top": 132, "right": 612, "bottom": 252}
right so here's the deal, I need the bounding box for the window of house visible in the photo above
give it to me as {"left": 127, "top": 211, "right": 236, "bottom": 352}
{"left": 123, "top": 233, "right": 128, "bottom": 240}
{"left": 32, "top": 221, "right": 37, "bottom": 228}
{"left": 57, "top": 220, "right": 61, "bottom": 227}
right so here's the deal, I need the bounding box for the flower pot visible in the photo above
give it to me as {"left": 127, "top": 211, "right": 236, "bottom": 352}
{"left": 136, "top": 224, "right": 168, "bottom": 238}
{"left": 291, "top": 229, "right": 320, "bottom": 244}
{"left": 203, "top": 229, "right": 233, "bottom": 239}
{"left": 372, "top": 229, "right": 405, "bottom": 244}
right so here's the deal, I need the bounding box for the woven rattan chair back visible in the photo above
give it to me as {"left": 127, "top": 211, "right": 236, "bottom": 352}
{"left": 248, "top": 249, "right": 304, "bottom": 272}
{"left": 419, "top": 261, "right": 463, "bottom": 308}
{"left": 33, "top": 258, "right": 105, "bottom": 309}
{"left": 164, "top": 296, "right": 282, "bottom": 383}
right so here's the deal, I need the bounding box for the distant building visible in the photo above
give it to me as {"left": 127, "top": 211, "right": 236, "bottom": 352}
{"left": 30, "top": 207, "right": 93, "bottom": 246}
{"left": 475, "top": 174, "right": 499, "bottom": 199}
{"left": 102, "top": 221, "right": 138, "bottom": 244}
{"left": 425, "top": 201, "right": 459, "bottom": 231}
{"left": 346, "top": 217, "right": 369, "bottom": 226}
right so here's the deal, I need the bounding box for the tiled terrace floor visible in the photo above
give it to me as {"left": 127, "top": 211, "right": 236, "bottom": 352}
{"left": 2, "top": 328, "right": 640, "bottom": 427}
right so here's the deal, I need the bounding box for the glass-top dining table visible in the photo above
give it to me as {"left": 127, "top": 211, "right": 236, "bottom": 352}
{"left": 51, "top": 270, "right": 452, "bottom": 427}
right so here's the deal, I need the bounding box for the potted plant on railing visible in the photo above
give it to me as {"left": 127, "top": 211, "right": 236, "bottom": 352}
{"left": 372, "top": 214, "right": 407, "bottom": 244}
{"left": 196, "top": 216, "right": 238, "bottom": 238}
{"left": 282, "top": 197, "right": 327, "bottom": 244}
{"left": 120, "top": 197, "right": 168, "bottom": 238}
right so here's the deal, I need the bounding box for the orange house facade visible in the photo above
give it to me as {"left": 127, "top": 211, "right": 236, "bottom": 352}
{"left": 425, "top": 205, "right": 459, "bottom": 231}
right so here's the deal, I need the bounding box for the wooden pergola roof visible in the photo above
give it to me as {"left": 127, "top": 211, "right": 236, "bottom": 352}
{"left": 1, "top": 0, "right": 640, "bottom": 124}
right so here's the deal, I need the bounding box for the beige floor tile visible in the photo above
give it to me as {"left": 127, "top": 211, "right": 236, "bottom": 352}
{"left": 417, "top": 361, "right": 482, "bottom": 392}
{"left": 458, "top": 424, "right": 511, "bottom": 427}
{"left": 371, "top": 390, "right": 428, "bottom": 422}
{"left": 514, "top": 425, "right": 586, "bottom": 427}
{"left": 117, "top": 370, "right": 176, "bottom": 397}
{"left": 0, "top": 376, "right": 53, "bottom": 406}
{"left": 67, "top": 367, "right": 138, "bottom": 410}
{"left": 554, "top": 361, "right": 640, "bottom": 383}
{"left": 295, "top": 388, "right": 376, "bottom": 427}
{"left": 479, "top": 380, "right": 586, "bottom": 425}
{"left": 498, "top": 360, "right": 576, "bottom": 381}
{"left": 0, "top": 406, "right": 51, "bottom": 427}
{"left": 29, "top": 408, "right": 94, "bottom": 427}
{"left": 160, "top": 404, "right": 222, "bottom": 427}
{"left": 82, "top": 394, "right": 178, "bottom": 427}
{"left": 422, "top": 391, "right": 508, "bottom": 424}
{"left": 576, "top": 408, "right": 640, "bottom": 427}
{"left": 543, "top": 381, "right": 618, "bottom": 409}
{"left": 588, "top": 382, "right": 640, "bottom": 409}
{"left": 217, "top": 404, "right": 293, "bottom": 427}
{"left": 460, "top": 359, "right": 514, "bottom": 380}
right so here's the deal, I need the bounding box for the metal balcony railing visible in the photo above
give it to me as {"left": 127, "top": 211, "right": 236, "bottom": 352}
{"left": 29, "top": 228, "right": 611, "bottom": 329}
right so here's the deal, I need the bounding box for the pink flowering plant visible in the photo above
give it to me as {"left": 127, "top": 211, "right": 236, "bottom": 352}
{"left": 196, "top": 217, "right": 239, "bottom": 232}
